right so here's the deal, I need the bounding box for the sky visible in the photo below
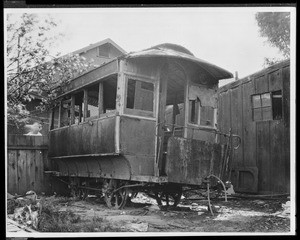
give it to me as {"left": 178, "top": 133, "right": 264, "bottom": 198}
{"left": 5, "top": 7, "right": 295, "bottom": 85}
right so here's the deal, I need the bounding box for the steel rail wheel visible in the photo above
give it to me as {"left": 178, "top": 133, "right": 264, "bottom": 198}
{"left": 103, "top": 179, "right": 129, "bottom": 209}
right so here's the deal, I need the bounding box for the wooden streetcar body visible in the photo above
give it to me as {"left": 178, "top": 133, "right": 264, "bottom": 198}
{"left": 48, "top": 44, "right": 233, "bottom": 208}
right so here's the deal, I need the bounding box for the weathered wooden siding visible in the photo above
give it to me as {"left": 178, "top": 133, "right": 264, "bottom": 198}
{"left": 218, "top": 60, "right": 290, "bottom": 194}
{"left": 119, "top": 116, "right": 156, "bottom": 176}
{"left": 48, "top": 116, "right": 116, "bottom": 157}
{"left": 7, "top": 135, "right": 49, "bottom": 195}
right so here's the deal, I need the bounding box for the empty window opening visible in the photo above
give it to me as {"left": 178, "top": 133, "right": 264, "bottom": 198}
{"left": 189, "top": 99, "right": 200, "bottom": 124}
{"left": 103, "top": 78, "right": 117, "bottom": 113}
{"left": 272, "top": 90, "right": 283, "bottom": 120}
{"left": 74, "top": 91, "right": 84, "bottom": 124}
{"left": 126, "top": 78, "right": 154, "bottom": 113}
{"left": 60, "top": 97, "right": 71, "bottom": 127}
{"left": 86, "top": 84, "right": 99, "bottom": 119}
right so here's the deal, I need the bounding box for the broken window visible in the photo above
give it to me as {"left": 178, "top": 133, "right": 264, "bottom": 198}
{"left": 252, "top": 90, "right": 282, "bottom": 121}
{"left": 125, "top": 78, "right": 155, "bottom": 117}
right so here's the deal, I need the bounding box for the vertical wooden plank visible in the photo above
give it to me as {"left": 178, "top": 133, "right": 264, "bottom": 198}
{"left": 269, "top": 69, "right": 282, "bottom": 92}
{"left": 282, "top": 65, "right": 290, "bottom": 193}
{"left": 71, "top": 95, "right": 75, "bottom": 124}
{"left": 255, "top": 75, "right": 268, "bottom": 93}
{"left": 17, "top": 150, "right": 27, "bottom": 195}
{"left": 58, "top": 101, "right": 62, "bottom": 128}
{"left": 242, "top": 80, "right": 256, "bottom": 167}
{"left": 98, "top": 82, "right": 104, "bottom": 116}
{"left": 35, "top": 149, "right": 44, "bottom": 193}
{"left": 269, "top": 120, "right": 284, "bottom": 192}
{"left": 83, "top": 89, "right": 88, "bottom": 121}
{"left": 255, "top": 73, "right": 270, "bottom": 193}
{"left": 26, "top": 150, "right": 35, "bottom": 191}
{"left": 268, "top": 68, "right": 284, "bottom": 193}
{"left": 256, "top": 121, "right": 270, "bottom": 193}
{"left": 230, "top": 86, "right": 243, "bottom": 168}
{"left": 7, "top": 150, "right": 18, "bottom": 194}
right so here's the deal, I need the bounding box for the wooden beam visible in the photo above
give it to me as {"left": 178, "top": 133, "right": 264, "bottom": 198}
{"left": 58, "top": 101, "right": 62, "bottom": 128}
{"left": 83, "top": 89, "right": 88, "bottom": 121}
{"left": 70, "top": 95, "right": 75, "bottom": 124}
{"left": 98, "top": 82, "right": 104, "bottom": 116}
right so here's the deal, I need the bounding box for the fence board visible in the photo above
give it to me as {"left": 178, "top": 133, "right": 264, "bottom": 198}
{"left": 7, "top": 135, "right": 49, "bottom": 195}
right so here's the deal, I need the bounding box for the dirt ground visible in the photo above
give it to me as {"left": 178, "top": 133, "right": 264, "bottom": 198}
{"left": 13, "top": 192, "right": 289, "bottom": 234}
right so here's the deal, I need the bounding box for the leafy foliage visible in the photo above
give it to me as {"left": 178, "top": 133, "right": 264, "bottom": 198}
{"left": 6, "top": 13, "right": 94, "bottom": 128}
{"left": 255, "top": 12, "right": 290, "bottom": 66}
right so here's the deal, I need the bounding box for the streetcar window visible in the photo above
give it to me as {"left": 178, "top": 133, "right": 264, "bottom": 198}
{"left": 125, "top": 78, "right": 154, "bottom": 117}
{"left": 189, "top": 99, "right": 200, "bottom": 124}
{"left": 74, "top": 91, "right": 84, "bottom": 124}
{"left": 102, "top": 78, "right": 117, "bottom": 113}
{"left": 51, "top": 105, "right": 60, "bottom": 129}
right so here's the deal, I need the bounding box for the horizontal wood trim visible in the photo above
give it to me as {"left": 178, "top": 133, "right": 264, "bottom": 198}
{"left": 124, "top": 108, "right": 154, "bottom": 118}
{"left": 123, "top": 72, "right": 158, "bottom": 82}
{"left": 61, "top": 60, "right": 119, "bottom": 95}
{"left": 218, "top": 59, "right": 290, "bottom": 93}
{"left": 8, "top": 146, "right": 48, "bottom": 150}
{"left": 130, "top": 175, "right": 168, "bottom": 183}
{"left": 50, "top": 153, "right": 119, "bottom": 159}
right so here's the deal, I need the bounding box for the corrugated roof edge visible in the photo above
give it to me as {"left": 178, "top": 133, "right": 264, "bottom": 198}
{"left": 218, "top": 59, "right": 290, "bottom": 93}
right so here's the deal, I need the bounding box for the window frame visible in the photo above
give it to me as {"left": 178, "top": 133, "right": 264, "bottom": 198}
{"left": 251, "top": 91, "right": 283, "bottom": 122}
{"left": 124, "top": 74, "right": 157, "bottom": 118}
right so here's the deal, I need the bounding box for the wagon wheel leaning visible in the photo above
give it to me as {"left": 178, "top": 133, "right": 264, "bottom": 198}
{"left": 103, "top": 179, "right": 129, "bottom": 209}
{"left": 154, "top": 184, "right": 182, "bottom": 209}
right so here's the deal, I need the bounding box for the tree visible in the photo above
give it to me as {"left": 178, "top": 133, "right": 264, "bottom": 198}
{"left": 255, "top": 12, "right": 290, "bottom": 66}
{"left": 6, "top": 13, "right": 93, "bottom": 128}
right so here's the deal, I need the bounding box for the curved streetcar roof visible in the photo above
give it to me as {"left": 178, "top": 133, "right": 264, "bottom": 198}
{"left": 124, "top": 43, "right": 233, "bottom": 82}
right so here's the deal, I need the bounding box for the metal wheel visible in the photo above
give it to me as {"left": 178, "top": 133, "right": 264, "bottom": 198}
{"left": 103, "top": 179, "right": 129, "bottom": 209}
{"left": 154, "top": 184, "right": 182, "bottom": 209}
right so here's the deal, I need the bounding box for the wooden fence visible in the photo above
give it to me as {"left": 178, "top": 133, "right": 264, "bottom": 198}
{"left": 7, "top": 135, "right": 50, "bottom": 195}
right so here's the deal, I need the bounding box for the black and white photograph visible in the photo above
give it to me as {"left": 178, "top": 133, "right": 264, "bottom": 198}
{"left": 4, "top": 3, "right": 296, "bottom": 237}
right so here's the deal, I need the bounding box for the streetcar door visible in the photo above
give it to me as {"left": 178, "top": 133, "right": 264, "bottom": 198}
{"left": 156, "top": 63, "right": 186, "bottom": 176}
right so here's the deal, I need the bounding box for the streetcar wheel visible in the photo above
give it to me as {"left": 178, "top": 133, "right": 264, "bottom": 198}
{"left": 104, "top": 179, "right": 129, "bottom": 209}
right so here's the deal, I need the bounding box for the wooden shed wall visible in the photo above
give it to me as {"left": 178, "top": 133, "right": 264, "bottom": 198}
{"left": 7, "top": 135, "right": 50, "bottom": 195}
{"left": 218, "top": 61, "right": 290, "bottom": 194}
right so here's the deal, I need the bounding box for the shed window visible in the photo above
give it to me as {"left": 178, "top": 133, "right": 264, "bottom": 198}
{"left": 252, "top": 91, "right": 282, "bottom": 121}
{"left": 125, "top": 78, "right": 154, "bottom": 117}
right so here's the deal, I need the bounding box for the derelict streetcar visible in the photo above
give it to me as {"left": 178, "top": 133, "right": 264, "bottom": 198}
{"left": 48, "top": 43, "right": 239, "bottom": 209}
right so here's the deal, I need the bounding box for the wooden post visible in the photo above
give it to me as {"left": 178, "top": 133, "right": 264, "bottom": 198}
{"left": 70, "top": 95, "right": 75, "bottom": 124}
{"left": 98, "top": 82, "right": 104, "bottom": 117}
{"left": 83, "top": 89, "right": 88, "bottom": 121}
{"left": 58, "top": 101, "right": 62, "bottom": 128}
